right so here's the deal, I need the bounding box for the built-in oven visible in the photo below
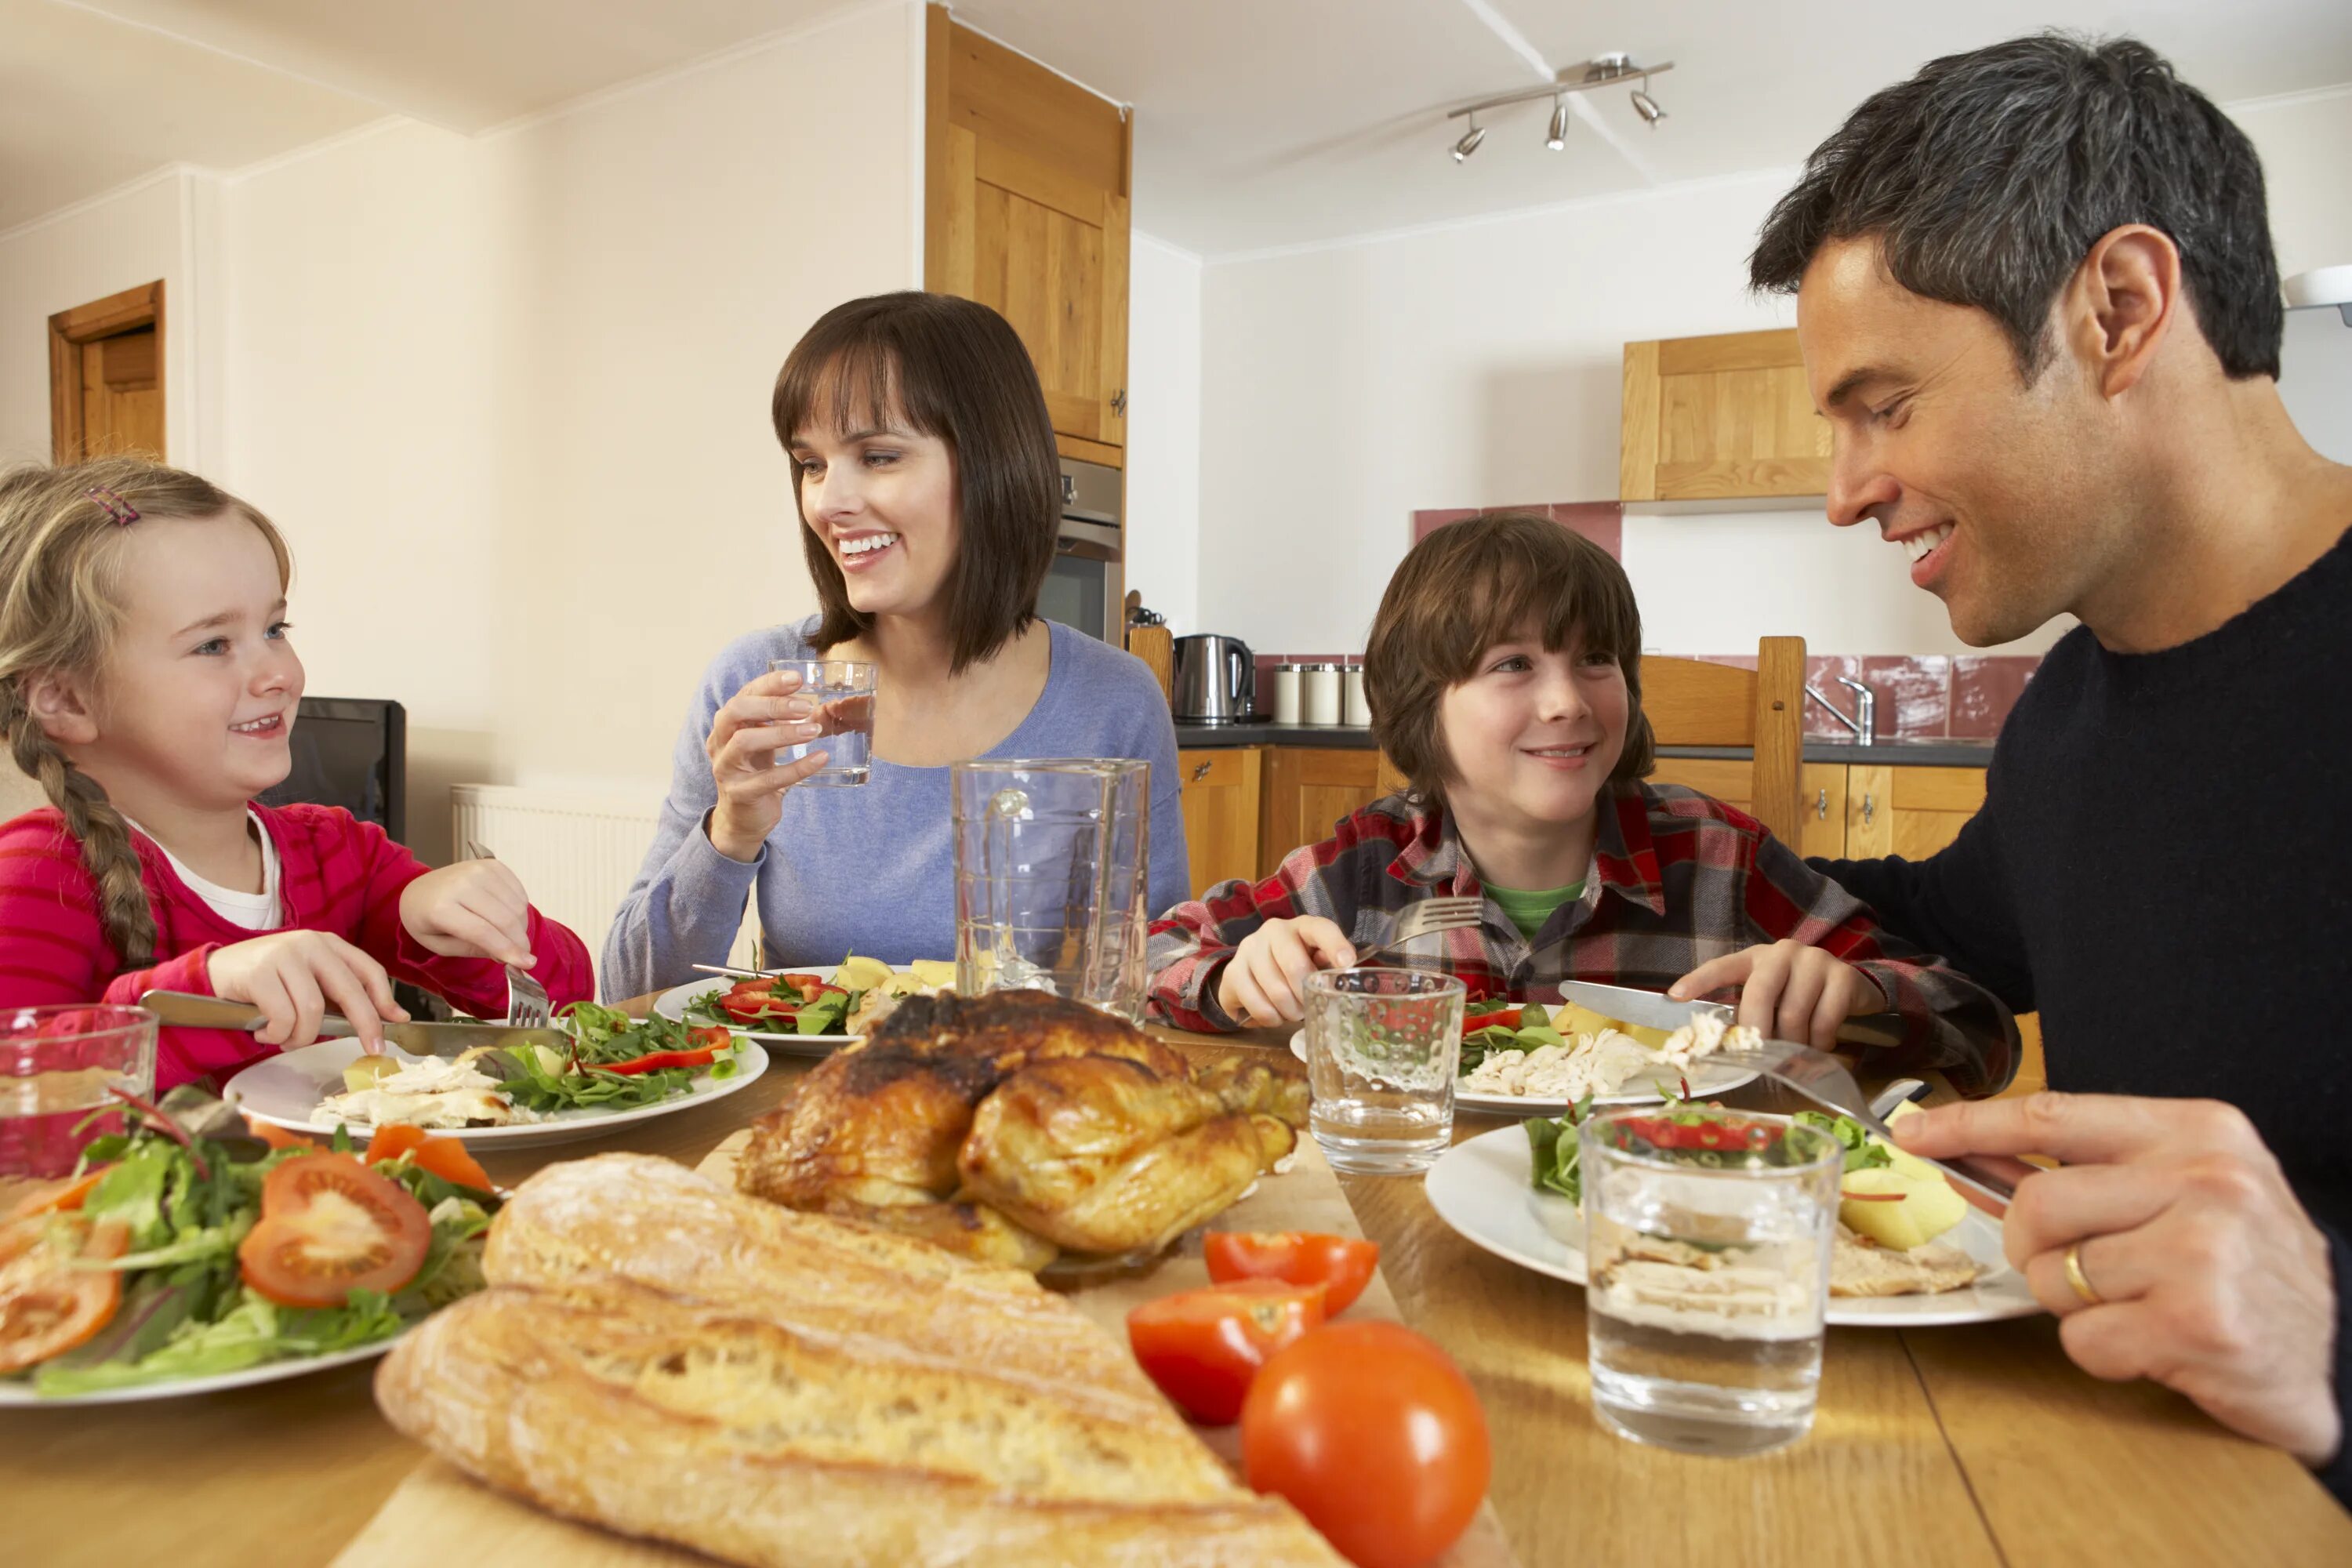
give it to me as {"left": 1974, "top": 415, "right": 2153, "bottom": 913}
{"left": 1038, "top": 456, "right": 1123, "bottom": 642}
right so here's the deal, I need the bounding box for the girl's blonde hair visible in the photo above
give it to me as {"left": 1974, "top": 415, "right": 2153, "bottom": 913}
{"left": 0, "top": 456, "right": 291, "bottom": 967}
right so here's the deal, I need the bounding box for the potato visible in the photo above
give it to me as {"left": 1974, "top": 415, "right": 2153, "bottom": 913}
{"left": 1838, "top": 1166, "right": 1969, "bottom": 1250}
{"left": 1553, "top": 1000, "right": 1668, "bottom": 1049}
{"left": 833, "top": 954, "right": 893, "bottom": 993}
{"left": 341, "top": 1054, "right": 401, "bottom": 1094}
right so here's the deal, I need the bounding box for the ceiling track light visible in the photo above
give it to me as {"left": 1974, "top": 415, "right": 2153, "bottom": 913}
{"left": 1443, "top": 54, "right": 1675, "bottom": 161}
{"left": 1452, "top": 113, "right": 1486, "bottom": 162}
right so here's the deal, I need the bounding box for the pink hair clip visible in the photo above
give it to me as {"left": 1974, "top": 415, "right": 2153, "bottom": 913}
{"left": 86, "top": 486, "right": 140, "bottom": 526}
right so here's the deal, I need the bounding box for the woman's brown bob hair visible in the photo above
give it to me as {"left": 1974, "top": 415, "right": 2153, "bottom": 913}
{"left": 1364, "top": 510, "right": 1655, "bottom": 802}
{"left": 771, "top": 292, "right": 1060, "bottom": 673}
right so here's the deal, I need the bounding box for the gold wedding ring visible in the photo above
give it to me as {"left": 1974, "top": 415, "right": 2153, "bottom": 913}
{"left": 2062, "top": 1241, "right": 2105, "bottom": 1307}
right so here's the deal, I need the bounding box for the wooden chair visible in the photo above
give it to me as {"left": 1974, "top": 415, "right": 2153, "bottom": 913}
{"left": 1639, "top": 637, "right": 1806, "bottom": 845}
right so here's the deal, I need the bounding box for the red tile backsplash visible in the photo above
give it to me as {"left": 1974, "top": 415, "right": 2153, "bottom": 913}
{"left": 1411, "top": 503, "right": 1624, "bottom": 558}
{"left": 1951, "top": 655, "right": 2038, "bottom": 739}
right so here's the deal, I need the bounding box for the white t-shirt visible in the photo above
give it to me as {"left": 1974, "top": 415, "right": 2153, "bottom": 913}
{"left": 124, "top": 811, "right": 283, "bottom": 931}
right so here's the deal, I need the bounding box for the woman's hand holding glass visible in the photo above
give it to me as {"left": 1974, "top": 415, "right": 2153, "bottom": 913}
{"left": 704, "top": 669, "right": 837, "bottom": 862}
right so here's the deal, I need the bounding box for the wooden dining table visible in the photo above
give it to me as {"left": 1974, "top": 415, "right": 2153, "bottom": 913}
{"left": 8, "top": 1016, "right": 2351, "bottom": 1568}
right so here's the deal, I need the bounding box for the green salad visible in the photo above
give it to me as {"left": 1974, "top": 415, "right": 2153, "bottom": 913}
{"left": 1, "top": 1087, "right": 498, "bottom": 1397}
{"left": 491, "top": 1003, "right": 744, "bottom": 1115}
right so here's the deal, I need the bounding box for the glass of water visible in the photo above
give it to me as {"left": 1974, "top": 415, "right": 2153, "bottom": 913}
{"left": 1579, "top": 1106, "right": 1841, "bottom": 1456}
{"left": 771, "top": 658, "right": 877, "bottom": 786}
{"left": 1301, "top": 968, "right": 1465, "bottom": 1175}
{"left": 0, "top": 1005, "right": 157, "bottom": 1207}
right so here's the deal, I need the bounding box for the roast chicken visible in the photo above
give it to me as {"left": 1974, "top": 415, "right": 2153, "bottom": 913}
{"left": 735, "top": 990, "right": 1308, "bottom": 1269}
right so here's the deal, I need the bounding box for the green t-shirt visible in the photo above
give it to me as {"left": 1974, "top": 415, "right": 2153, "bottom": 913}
{"left": 1484, "top": 880, "right": 1587, "bottom": 942}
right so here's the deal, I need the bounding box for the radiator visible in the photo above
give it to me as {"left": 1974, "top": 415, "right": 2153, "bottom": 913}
{"left": 449, "top": 784, "right": 760, "bottom": 987}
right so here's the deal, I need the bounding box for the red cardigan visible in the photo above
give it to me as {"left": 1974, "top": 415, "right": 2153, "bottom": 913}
{"left": 0, "top": 802, "right": 593, "bottom": 1091}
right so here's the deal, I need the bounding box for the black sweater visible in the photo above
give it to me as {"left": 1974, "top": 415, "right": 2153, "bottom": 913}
{"left": 1816, "top": 523, "right": 2352, "bottom": 1504}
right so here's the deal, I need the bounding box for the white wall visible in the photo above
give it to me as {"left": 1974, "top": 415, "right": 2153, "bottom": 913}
{"left": 212, "top": 1, "right": 922, "bottom": 862}
{"left": 2253, "top": 89, "right": 2352, "bottom": 465}
{"left": 0, "top": 168, "right": 200, "bottom": 469}
{"left": 1123, "top": 231, "right": 1203, "bottom": 632}
{"left": 1185, "top": 85, "right": 2352, "bottom": 660}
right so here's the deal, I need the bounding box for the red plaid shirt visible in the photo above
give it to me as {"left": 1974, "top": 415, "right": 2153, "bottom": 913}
{"left": 1147, "top": 782, "right": 2016, "bottom": 1096}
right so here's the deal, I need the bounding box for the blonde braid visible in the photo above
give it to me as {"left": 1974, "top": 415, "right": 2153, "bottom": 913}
{"left": 2, "top": 682, "right": 155, "bottom": 967}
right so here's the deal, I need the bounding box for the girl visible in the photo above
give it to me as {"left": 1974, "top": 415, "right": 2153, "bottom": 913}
{"left": 601, "top": 292, "right": 1185, "bottom": 992}
{"left": 1147, "top": 511, "right": 2016, "bottom": 1095}
{"left": 0, "top": 457, "right": 591, "bottom": 1091}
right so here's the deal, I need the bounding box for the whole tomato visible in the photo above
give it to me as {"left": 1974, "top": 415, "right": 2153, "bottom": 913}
{"left": 1240, "top": 1321, "right": 1490, "bottom": 1568}
{"left": 1127, "top": 1279, "right": 1327, "bottom": 1425}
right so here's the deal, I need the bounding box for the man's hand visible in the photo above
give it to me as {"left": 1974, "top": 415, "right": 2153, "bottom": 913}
{"left": 1668, "top": 939, "right": 1886, "bottom": 1048}
{"left": 1896, "top": 1091, "right": 2342, "bottom": 1466}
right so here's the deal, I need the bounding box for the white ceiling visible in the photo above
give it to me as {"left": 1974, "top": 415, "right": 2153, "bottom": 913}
{"left": 6, "top": 0, "right": 2351, "bottom": 252}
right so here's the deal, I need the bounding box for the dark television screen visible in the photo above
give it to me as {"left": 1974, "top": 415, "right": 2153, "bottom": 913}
{"left": 259, "top": 697, "right": 406, "bottom": 844}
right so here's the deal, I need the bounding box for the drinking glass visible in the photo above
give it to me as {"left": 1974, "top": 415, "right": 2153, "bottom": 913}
{"left": 1579, "top": 1106, "right": 1842, "bottom": 1456}
{"left": 0, "top": 1004, "right": 158, "bottom": 1203}
{"left": 1301, "top": 968, "right": 1465, "bottom": 1174}
{"left": 952, "top": 758, "right": 1151, "bottom": 1022}
{"left": 771, "top": 658, "right": 877, "bottom": 786}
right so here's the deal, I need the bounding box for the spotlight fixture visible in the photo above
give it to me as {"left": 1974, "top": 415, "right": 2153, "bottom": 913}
{"left": 1443, "top": 53, "right": 1675, "bottom": 161}
{"left": 1630, "top": 74, "right": 1666, "bottom": 126}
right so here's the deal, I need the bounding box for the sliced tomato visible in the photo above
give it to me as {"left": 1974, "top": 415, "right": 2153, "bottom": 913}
{"left": 0, "top": 1213, "right": 130, "bottom": 1373}
{"left": 245, "top": 1114, "right": 322, "bottom": 1152}
{"left": 365, "top": 1124, "right": 494, "bottom": 1192}
{"left": 1127, "top": 1279, "right": 1327, "bottom": 1425}
{"left": 688, "top": 1025, "right": 734, "bottom": 1051}
{"left": 237, "top": 1152, "right": 431, "bottom": 1308}
{"left": 1465, "top": 1003, "right": 1524, "bottom": 1033}
{"left": 1241, "top": 1321, "right": 1490, "bottom": 1568}
{"left": 5, "top": 1167, "right": 109, "bottom": 1220}
{"left": 1204, "top": 1232, "right": 1381, "bottom": 1316}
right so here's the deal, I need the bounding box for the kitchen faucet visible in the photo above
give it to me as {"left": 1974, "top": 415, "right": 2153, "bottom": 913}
{"left": 1804, "top": 676, "right": 1876, "bottom": 742}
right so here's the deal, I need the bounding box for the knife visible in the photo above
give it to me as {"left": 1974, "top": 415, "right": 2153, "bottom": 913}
{"left": 138, "top": 990, "right": 572, "bottom": 1060}
{"left": 1554, "top": 978, "right": 1734, "bottom": 1033}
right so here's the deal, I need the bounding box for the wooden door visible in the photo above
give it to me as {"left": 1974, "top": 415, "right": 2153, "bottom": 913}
{"left": 50, "top": 281, "right": 165, "bottom": 462}
{"left": 1798, "top": 761, "right": 1848, "bottom": 859}
{"left": 926, "top": 8, "right": 1129, "bottom": 452}
{"left": 1621, "top": 328, "right": 1828, "bottom": 501}
{"left": 1176, "top": 748, "right": 1261, "bottom": 899}
{"left": 1258, "top": 748, "right": 1385, "bottom": 880}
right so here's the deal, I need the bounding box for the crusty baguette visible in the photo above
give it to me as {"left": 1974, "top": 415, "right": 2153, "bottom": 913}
{"left": 383, "top": 1155, "right": 1343, "bottom": 1568}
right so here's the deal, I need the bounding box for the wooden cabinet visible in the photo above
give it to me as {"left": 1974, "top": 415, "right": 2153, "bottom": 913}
{"left": 1258, "top": 748, "right": 1406, "bottom": 880}
{"left": 1840, "top": 764, "right": 1987, "bottom": 862}
{"left": 1621, "top": 328, "right": 1828, "bottom": 502}
{"left": 1175, "top": 748, "right": 1261, "bottom": 898}
{"left": 925, "top": 6, "right": 1129, "bottom": 455}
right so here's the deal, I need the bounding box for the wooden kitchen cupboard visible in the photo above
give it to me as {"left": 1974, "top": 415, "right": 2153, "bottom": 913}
{"left": 1621, "top": 327, "right": 1829, "bottom": 502}
{"left": 1174, "top": 749, "right": 1261, "bottom": 901}
{"left": 1258, "top": 749, "right": 1409, "bottom": 882}
{"left": 924, "top": 5, "right": 1129, "bottom": 458}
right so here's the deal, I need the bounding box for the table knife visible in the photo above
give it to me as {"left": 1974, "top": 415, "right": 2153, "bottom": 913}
{"left": 138, "top": 990, "right": 572, "bottom": 1059}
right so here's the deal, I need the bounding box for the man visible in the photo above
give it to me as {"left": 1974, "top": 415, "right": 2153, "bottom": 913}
{"left": 1737, "top": 34, "right": 2352, "bottom": 1497}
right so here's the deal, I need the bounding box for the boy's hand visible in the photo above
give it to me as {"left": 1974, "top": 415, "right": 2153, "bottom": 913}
{"left": 1216, "top": 916, "right": 1358, "bottom": 1027}
{"left": 1668, "top": 939, "right": 1886, "bottom": 1048}
{"left": 400, "top": 858, "right": 535, "bottom": 968}
{"left": 207, "top": 931, "right": 408, "bottom": 1051}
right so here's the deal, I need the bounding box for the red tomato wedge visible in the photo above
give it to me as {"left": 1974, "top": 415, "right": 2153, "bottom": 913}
{"left": 1465, "top": 1004, "right": 1525, "bottom": 1033}
{"left": 237, "top": 1153, "right": 431, "bottom": 1308}
{"left": 1241, "top": 1321, "right": 1490, "bottom": 1568}
{"left": 364, "top": 1124, "right": 495, "bottom": 1192}
{"left": 5, "top": 1167, "right": 108, "bottom": 1220}
{"left": 0, "top": 1212, "right": 130, "bottom": 1374}
{"left": 1204, "top": 1232, "right": 1381, "bottom": 1316}
{"left": 1127, "top": 1280, "right": 1326, "bottom": 1425}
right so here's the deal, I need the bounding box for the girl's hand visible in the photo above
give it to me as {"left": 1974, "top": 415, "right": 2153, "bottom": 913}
{"left": 207, "top": 931, "right": 408, "bottom": 1051}
{"left": 400, "top": 858, "right": 535, "bottom": 967}
{"left": 1216, "top": 916, "right": 1359, "bottom": 1027}
{"left": 705, "top": 670, "right": 836, "bottom": 862}
{"left": 1668, "top": 939, "right": 1887, "bottom": 1049}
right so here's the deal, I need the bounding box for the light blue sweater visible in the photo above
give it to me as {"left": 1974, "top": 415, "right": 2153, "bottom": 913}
{"left": 601, "top": 618, "right": 1189, "bottom": 997}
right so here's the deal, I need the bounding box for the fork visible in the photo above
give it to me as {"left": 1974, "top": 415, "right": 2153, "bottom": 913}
{"left": 465, "top": 839, "right": 550, "bottom": 1028}
{"left": 1355, "top": 896, "right": 1484, "bottom": 964}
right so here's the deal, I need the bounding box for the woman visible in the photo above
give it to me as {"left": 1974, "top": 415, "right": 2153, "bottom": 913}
{"left": 603, "top": 292, "right": 1187, "bottom": 994}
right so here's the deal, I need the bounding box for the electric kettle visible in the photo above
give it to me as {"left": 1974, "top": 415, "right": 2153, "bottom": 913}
{"left": 1171, "top": 634, "right": 1255, "bottom": 724}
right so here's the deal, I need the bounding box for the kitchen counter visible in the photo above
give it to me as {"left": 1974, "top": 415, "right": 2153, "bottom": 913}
{"left": 1175, "top": 722, "right": 1994, "bottom": 768}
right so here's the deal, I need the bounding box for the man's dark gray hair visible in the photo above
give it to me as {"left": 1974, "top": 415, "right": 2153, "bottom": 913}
{"left": 1749, "top": 34, "right": 2281, "bottom": 381}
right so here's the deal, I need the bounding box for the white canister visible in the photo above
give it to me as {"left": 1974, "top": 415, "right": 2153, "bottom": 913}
{"left": 1342, "top": 665, "right": 1371, "bottom": 727}
{"left": 1271, "top": 663, "right": 1305, "bottom": 724}
{"left": 1301, "top": 662, "right": 1345, "bottom": 727}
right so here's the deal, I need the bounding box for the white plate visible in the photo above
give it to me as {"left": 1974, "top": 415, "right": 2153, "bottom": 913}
{"left": 652, "top": 981, "right": 855, "bottom": 1056}
{"left": 1287, "top": 1031, "right": 1759, "bottom": 1114}
{"left": 228, "top": 1034, "right": 768, "bottom": 1149}
{"left": 1423, "top": 1123, "right": 2041, "bottom": 1328}
{"left": 0, "top": 1334, "right": 397, "bottom": 1406}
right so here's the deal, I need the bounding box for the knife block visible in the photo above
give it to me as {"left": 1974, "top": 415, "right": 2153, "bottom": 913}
{"left": 1127, "top": 625, "right": 1174, "bottom": 706}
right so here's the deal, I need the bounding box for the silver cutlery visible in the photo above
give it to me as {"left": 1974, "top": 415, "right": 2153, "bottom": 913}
{"left": 463, "top": 838, "right": 550, "bottom": 1028}
{"left": 1356, "top": 896, "right": 1484, "bottom": 964}
{"left": 138, "top": 989, "right": 569, "bottom": 1064}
